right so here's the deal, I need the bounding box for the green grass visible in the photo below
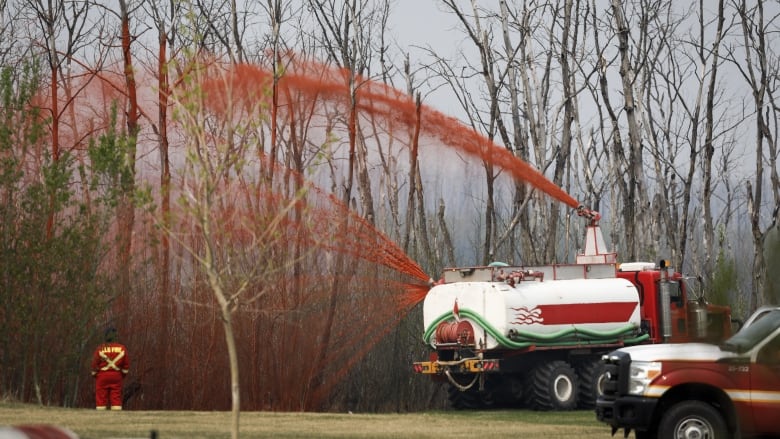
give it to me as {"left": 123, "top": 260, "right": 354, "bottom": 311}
{"left": 0, "top": 402, "right": 624, "bottom": 438}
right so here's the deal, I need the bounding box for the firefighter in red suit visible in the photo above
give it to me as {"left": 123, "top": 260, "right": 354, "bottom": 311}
{"left": 91, "top": 327, "right": 130, "bottom": 410}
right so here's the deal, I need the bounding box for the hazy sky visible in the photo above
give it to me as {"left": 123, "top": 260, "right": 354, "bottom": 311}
{"left": 389, "top": 0, "right": 456, "bottom": 51}
{"left": 385, "top": 1, "right": 474, "bottom": 118}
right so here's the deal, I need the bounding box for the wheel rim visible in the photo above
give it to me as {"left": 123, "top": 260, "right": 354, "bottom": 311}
{"left": 595, "top": 371, "right": 607, "bottom": 397}
{"left": 553, "top": 374, "right": 573, "bottom": 402}
{"left": 675, "top": 416, "right": 714, "bottom": 439}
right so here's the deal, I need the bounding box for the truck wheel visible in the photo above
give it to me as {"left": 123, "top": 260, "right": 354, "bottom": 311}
{"left": 577, "top": 359, "right": 607, "bottom": 409}
{"left": 446, "top": 381, "right": 494, "bottom": 409}
{"left": 526, "top": 360, "right": 578, "bottom": 410}
{"left": 447, "top": 384, "right": 479, "bottom": 409}
{"left": 659, "top": 400, "right": 728, "bottom": 439}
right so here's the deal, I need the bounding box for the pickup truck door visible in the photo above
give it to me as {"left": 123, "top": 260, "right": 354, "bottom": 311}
{"left": 751, "top": 332, "right": 780, "bottom": 436}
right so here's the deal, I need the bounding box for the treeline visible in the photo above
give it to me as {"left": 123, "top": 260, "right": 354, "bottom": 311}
{"left": 0, "top": 0, "right": 778, "bottom": 412}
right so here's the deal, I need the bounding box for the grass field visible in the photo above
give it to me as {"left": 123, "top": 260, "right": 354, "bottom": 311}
{"left": 0, "top": 402, "right": 627, "bottom": 438}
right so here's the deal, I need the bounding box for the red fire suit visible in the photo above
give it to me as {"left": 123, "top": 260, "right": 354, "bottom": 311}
{"left": 91, "top": 342, "right": 130, "bottom": 410}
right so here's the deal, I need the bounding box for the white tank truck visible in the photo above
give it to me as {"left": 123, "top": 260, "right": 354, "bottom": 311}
{"left": 412, "top": 207, "right": 734, "bottom": 410}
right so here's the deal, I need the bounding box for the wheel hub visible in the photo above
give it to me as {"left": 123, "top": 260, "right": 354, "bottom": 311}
{"left": 553, "top": 374, "right": 573, "bottom": 401}
{"left": 676, "top": 418, "right": 712, "bottom": 439}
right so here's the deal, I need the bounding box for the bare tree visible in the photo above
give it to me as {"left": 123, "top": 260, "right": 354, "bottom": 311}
{"left": 304, "top": 0, "right": 388, "bottom": 405}
{"left": 631, "top": 0, "right": 692, "bottom": 267}
{"left": 169, "top": 62, "right": 311, "bottom": 436}
{"left": 0, "top": 0, "right": 26, "bottom": 66}
{"left": 495, "top": 0, "right": 534, "bottom": 262}
{"left": 307, "top": 0, "right": 382, "bottom": 221}
{"left": 434, "top": 1, "right": 527, "bottom": 263}
{"left": 699, "top": 0, "right": 728, "bottom": 284}
{"left": 432, "top": 1, "right": 596, "bottom": 265}
{"left": 731, "top": 0, "right": 780, "bottom": 309}
{"left": 587, "top": 0, "right": 632, "bottom": 255}
{"left": 440, "top": 0, "right": 502, "bottom": 264}
{"left": 193, "top": 0, "right": 257, "bottom": 63}
{"left": 22, "top": 0, "right": 92, "bottom": 238}
{"left": 107, "top": 0, "right": 142, "bottom": 299}
{"left": 609, "top": 0, "right": 649, "bottom": 261}
{"left": 140, "top": 0, "right": 184, "bottom": 408}
{"left": 632, "top": 0, "right": 733, "bottom": 278}
{"left": 259, "top": 0, "right": 287, "bottom": 179}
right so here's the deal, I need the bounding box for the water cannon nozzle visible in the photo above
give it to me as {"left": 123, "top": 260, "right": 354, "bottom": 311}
{"left": 576, "top": 205, "right": 601, "bottom": 225}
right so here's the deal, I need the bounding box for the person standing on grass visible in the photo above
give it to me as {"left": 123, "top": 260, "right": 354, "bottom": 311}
{"left": 91, "top": 326, "right": 130, "bottom": 410}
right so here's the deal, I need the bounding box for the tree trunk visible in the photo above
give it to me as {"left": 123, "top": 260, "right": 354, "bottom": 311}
{"left": 118, "top": 0, "right": 139, "bottom": 299}
{"left": 610, "top": 0, "right": 647, "bottom": 261}
{"left": 701, "top": 0, "right": 725, "bottom": 284}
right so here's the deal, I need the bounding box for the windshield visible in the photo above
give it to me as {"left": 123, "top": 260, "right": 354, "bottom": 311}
{"left": 721, "top": 309, "right": 780, "bottom": 353}
{"left": 680, "top": 276, "right": 702, "bottom": 300}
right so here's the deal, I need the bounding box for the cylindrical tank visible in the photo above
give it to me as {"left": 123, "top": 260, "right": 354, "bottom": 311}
{"left": 687, "top": 300, "right": 709, "bottom": 340}
{"left": 423, "top": 277, "right": 641, "bottom": 349}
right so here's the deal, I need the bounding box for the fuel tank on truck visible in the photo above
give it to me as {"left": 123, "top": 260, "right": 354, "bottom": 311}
{"left": 423, "top": 277, "right": 642, "bottom": 350}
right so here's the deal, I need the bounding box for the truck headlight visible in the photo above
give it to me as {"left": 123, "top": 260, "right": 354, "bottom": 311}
{"left": 628, "top": 361, "right": 662, "bottom": 395}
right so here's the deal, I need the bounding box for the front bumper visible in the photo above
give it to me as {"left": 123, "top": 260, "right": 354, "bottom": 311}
{"left": 596, "top": 394, "right": 657, "bottom": 432}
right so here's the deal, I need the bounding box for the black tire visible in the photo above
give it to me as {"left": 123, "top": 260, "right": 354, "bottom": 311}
{"left": 526, "top": 360, "right": 579, "bottom": 410}
{"left": 503, "top": 375, "right": 526, "bottom": 408}
{"left": 447, "top": 384, "right": 479, "bottom": 409}
{"left": 489, "top": 375, "right": 526, "bottom": 408}
{"left": 577, "top": 359, "right": 607, "bottom": 409}
{"left": 447, "top": 380, "right": 495, "bottom": 409}
{"left": 658, "top": 400, "right": 728, "bottom": 439}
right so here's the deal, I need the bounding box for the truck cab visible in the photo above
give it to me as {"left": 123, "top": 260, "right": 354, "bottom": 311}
{"left": 596, "top": 307, "right": 780, "bottom": 438}
{"left": 616, "top": 262, "right": 733, "bottom": 344}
